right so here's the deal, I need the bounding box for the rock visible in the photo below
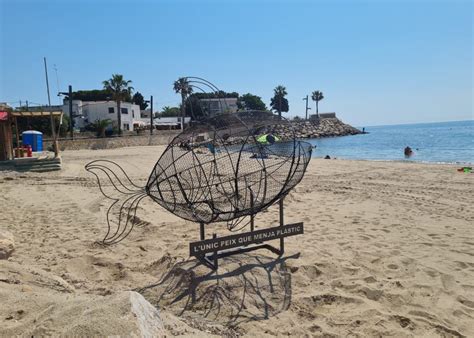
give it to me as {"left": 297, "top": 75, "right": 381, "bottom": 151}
{"left": 128, "top": 291, "right": 166, "bottom": 337}
{"left": 284, "top": 117, "right": 362, "bottom": 140}
{"left": 0, "top": 286, "right": 173, "bottom": 336}
{"left": 0, "top": 259, "right": 211, "bottom": 336}
{"left": 0, "top": 228, "right": 14, "bottom": 259}
{"left": 63, "top": 291, "right": 168, "bottom": 337}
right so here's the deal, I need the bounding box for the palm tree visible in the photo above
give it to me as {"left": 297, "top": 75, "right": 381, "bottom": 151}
{"left": 311, "top": 90, "right": 324, "bottom": 117}
{"left": 270, "top": 85, "right": 288, "bottom": 118}
{"left": 90, "top": 119, "right": 111, "bottom": 138}
{"left": 103, "top": 74, "right": 133, "bottom": 135}
{"left": 173, "top": 77, "right": 193, "bottom": 130}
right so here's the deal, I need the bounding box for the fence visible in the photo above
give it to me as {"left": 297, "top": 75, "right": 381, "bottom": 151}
{"left": 43, "top": 131, "right": 180, "bottom": 151}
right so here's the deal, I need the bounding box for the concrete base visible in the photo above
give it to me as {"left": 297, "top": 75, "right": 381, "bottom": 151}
{"left": 6, "top": 156, "right": 62, "bottom": 172}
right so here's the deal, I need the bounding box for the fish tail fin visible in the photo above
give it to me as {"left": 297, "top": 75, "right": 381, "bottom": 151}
{"left": 85, "top": 160, "right": 148, "bottom": 245}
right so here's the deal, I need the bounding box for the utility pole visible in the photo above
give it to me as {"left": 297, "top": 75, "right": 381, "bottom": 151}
{"left": 25, "top": 100, "right": 29, "bottom": 128}
{"left": 68, "top": 85, "right": 73, "bottom": 139}
{"left": 44, "top": 57, "right": 52, "bottom": 107}
{"left": 150, "top": 95, "right": 153, "bottom": 135}
{"left": 44, "top": 57, "right": 58, "bottom": 157}
{"left": 58, "top": 86, "right": 74, "bottom": 140}
{"left": 303, "top": 95, "right": 309, "bottom": 120}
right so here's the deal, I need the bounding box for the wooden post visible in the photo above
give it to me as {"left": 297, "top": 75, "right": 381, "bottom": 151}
{"left": 14, "top": 117, "right": 20, "bottom": 149}
{"left": 7, "top": 114, "right": 13, "bottom": 160}
{"left": 8, "top": 123, "right": 13, "bottom": 160}
{"left": 49, "top": 112, "right": 58, "bottom": 157}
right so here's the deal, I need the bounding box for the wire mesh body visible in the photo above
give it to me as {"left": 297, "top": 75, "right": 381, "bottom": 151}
{"left": 86, "top": 79, "right": 313, "bottom": 245}
{"left": 146, "top": 111, "right": 312, "bottom": 225}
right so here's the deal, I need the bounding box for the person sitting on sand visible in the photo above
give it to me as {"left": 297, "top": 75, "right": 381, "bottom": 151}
{"left": 404, "top": 146, "right": 413, "bottom": 157}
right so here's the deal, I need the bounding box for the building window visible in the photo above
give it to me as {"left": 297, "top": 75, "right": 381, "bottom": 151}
{"left": 121, "top": 108, "right": 128, "bottom": 114}
{"left": 132, "top": 109, "right": 135, "bottom": 118}
{"left": 108, "top": 107, "right": 114, "bottom": 114}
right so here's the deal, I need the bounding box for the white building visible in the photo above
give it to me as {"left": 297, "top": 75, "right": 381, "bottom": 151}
{"left": 153, "top": 116, "right": 191, "bottom": 129}
{"left": 198, "top": 98, "right": 238, "bottom": 116}
{"left": 140, "top": 109, "right": 152, "bottom": 119}
{"left": 64, "top": 100, "right": 146, "bottom": 131}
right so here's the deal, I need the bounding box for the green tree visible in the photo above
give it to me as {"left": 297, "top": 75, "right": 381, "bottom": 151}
{"left": 59, "top": 114, "right": 70, "bottom": 137}
{"left": 159, "top": 106, "right": 181, "bottom": 117}
{"left": 103, "top": 74, "right": 134, "bottom": 135}
{"left": 270, "top": 85, "right": 289, "bottom": 118}
{"left": 173, "top": 77, "right": 193, "bottom": 129}
{"left": 89, "top": 119, "right": 111, "bottom": 138}
{"left": 185, "top": 91, "right": 240, "bottom": 119}
{"left": 132, "top": 92, "right": 148, "bottom": 110}
{"left": 71, "top": 89, "right": 114, "bottom": 102}
{"left": 311, "top": 90, "right": 324, "bottom": 116}
{"left": 190, "top": 91, "right": 239, "bottom": 100}
{"left": 237, "top": 93, "right": 267, "bottom": 111}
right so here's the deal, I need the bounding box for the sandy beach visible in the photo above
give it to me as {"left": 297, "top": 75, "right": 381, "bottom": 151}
{"left": 1, "top": 145, "right": 473, "bottom": 336}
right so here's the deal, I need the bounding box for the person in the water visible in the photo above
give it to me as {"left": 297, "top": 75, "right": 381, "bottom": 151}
{"left": 404, "top": 146, "right": 413, "bottom": 157}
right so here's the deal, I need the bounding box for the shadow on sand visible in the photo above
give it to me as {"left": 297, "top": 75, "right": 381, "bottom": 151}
{"left": 136, "top": 252, "right": 300, "bottom": 328}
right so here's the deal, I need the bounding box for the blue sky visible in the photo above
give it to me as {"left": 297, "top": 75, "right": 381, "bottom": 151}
{"left": 0, "top": 0, "right": 472, "bottom": 126}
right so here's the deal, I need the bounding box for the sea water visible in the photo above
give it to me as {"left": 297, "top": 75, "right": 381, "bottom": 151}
{"left": 307, "top": 120, "right": 473, "bottom": 164}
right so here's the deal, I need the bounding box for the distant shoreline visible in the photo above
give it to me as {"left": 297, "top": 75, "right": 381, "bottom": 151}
{"left": 359, "top": 119, "right": 473, "bottom": 129}
{"left": 310, "top": 156, "right": 473, "bottom": 166}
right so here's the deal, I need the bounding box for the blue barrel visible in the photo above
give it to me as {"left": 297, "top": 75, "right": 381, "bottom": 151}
{"left": 22, "top": 131, "right": 43, "bottom": 152}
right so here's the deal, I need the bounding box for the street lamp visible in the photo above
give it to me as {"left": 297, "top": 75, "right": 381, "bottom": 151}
{"left": 144, "top": 95, "right": 154, "bottom": 135}
{"left": 58, "top": 85, "right": 74, "bottom": 139}
{"left": 302, "top": 95, "right": 311, "bottom": 120}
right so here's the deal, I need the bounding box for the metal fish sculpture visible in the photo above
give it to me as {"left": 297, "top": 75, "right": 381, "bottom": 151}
{"left": 86, "top": 110, "right": 312, "bottom": 244}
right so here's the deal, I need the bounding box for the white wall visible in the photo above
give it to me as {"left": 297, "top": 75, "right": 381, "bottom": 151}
{"left": 68, "top": 101, "right": 141, "bottom": 131}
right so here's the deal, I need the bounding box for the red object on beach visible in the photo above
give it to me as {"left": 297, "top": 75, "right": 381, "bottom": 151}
{"left": 26, "top": 145, "right": 32, "bottom": 157}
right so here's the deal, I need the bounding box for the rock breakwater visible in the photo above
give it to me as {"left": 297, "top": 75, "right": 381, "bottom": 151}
{"left": 279, "top": 118, "right": 362, "bottom": 139}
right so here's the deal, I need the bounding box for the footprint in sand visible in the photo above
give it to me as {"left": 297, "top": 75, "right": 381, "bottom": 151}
{"left": 299, "top": 265, "right": 323, "bottom": 279}
{"left": 392, "top": 315, "right": 413, "bottom": 329}
{"left": 424, "top": 268, "right": 439, "bottom": 278}
{"left": 440, "top": 274, "right": 456, "bottom": 291}
{"left": 358, "top": 286, "right": 383, "bottom": 301}
{"left": 363, "top": 276, "right": 377, "bottom": 283}
{"left": 457, "top": 296, "right": 474, "bottom": 309}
